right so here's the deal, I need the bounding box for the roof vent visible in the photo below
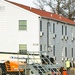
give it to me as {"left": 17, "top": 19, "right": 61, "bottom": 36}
{"left": 59, "top": 14, "right": 62, "bottom": 19}
{"left": 30, "top": 7, "right": 32, "bottom": 9}
{"left": 59, "top": 16, "right": 61, "bottom": 19}
{"left": 51, "top": 14, "right": 52, "bottom": 17}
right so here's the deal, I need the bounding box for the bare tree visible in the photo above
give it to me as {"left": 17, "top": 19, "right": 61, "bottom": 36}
{"left": 33, "top": 0, "right": 57, "bottom": 13}
{"left": 34, "top": 0, "right": 75, "bottom": 20}
{"left": 61, "top": 0, "right": 75, "bottom": 20}
{"left": 33, "top": 0, "right": 45, "bottom": 10}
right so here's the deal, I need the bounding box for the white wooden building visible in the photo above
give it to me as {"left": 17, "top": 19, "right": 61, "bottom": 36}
{"left": 0, "top": 0, "right": 75, "bottom": 66}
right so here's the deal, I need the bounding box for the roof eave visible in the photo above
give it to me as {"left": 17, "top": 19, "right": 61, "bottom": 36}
{"left": 41, "top": 16, "right": 75, "bottom": 25}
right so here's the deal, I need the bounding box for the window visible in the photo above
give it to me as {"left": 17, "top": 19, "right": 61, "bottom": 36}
{"left": 53, "top": 45, "right": 55, "bottom": 56}
{"left": 53, "top": 23, "right": 55, "bottom": 33}
{"left": 47, "top": 22, "right": 51, "bottom": 31}
{"left": 40, "top": 45, "right": 42, "bottom": 51}
{"left": 72, "top": 48, "right": 73, "bottom": 57}
{"left": 62, "top": 25, "right": 63, "bottom": 35}
{"left": 47, "top": 22, "right": 50, "bottom": 47}
{"left": 19, "top": 44, "right": 27, "bottom": 54}
{"left": 0, "top": 6, "right": 5, "bottom": 11}
{"left": 65, "top": 47, "right": 67, "bottom": 57}
{"left": 40, "top": 21, "right": 42, "bottom": 31}
{"left": 65, "top": 26, "right": 67, "bottom": 35}
{"left": 19, "top": 20, "right": 27, "bottom": 30}
{"left": 71, "top": 27, "right": 74, "bottom": 37}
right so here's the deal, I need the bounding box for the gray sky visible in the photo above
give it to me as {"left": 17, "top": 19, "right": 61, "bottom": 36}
{"left": 9, "top": 0, "right": 35, "bottom": 7}
{"left": 9, "top": 0, "right": 52, "bottom": 12}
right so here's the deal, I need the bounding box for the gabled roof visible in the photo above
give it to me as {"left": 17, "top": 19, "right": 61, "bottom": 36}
{"left": 5, "top": 0, "right": 75, "bottom": 25}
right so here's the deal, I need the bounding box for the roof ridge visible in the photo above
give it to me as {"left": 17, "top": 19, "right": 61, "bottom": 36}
{"left": 5, "top": 0, "right": 75, "bottom": 25}
{"left": 4, "top": 0, "right": 55, "bottom": 14}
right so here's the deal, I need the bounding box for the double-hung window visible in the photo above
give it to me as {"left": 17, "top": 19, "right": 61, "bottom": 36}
{"left": 53, "top": 23, "right": 55, "bottom": 33}
{"left": 53, "top": 45, "right": 55, "bottom": 56}
{"left": 40, "top": 21, "right": 42, "bottom": 31}
{"left": 19, "top": 44, "right": 27, "bottom": 54}
{"left": 62, "top": 25, "right": 64, "bottom": 35}
{"left": 19, "top": 20, "right": 27, "bottom": 30}
{"left": 72, "top": 48, "right": 73, "bottom": 57}
{"left": 40, "top": 45, "right": 42, "bottom": 51}
{"left": 65, "top": 47, "right": 67, "bottom": 57}
{"left": 65, "top": 26, "right": 67, "bottom": 35}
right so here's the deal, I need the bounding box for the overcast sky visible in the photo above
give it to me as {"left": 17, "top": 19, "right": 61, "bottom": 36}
{"left": 9, "top": 0, "right": 35, "bottom": 7}
{"left": 8, "top": 0, "right": 52, "bottom": 12}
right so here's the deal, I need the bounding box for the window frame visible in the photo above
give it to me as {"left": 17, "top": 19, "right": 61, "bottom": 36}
{"left": 53, "top": 45, "right": 55, "bottom": 56}
{"left": 19, "top": 20, "right": 27, "bottom": 30}
{"left": 40, "top": 21, "right": 42, "bottom": 31}
{"left": 47, "top": 22, "right": 50, "bottom": 48}
{"left": 72, "top": 48, "right": 73, "bottom": 57}
{"left": 65, "top": 47, "right": 67, "bottom": 57}
{"left": 65, "top": 26, "right": 67, "bottom": 35}
{"left": 62, "top": 25, "right": 64, "bottom": 35}
{"left": 40, "top": 45, "right": 42, "bottom": 51}
{"left": 19, "top": 44, "right": 27, "bottom": 54}
{"left": 53, "top": 23, "right": 55, "bottom": 33}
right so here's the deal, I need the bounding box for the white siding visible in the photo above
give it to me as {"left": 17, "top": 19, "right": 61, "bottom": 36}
{"left": 0, "top": 1, "right": 40, "bottom": 53}
{"left": 0, "top": 1, "right": 75, "bottom": 67}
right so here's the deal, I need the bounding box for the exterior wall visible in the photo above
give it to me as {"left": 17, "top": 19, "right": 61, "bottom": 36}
{"left": 0, "top": 53, "right": 40, "bottom": 64}
{"left": 0, "top": 53, "right": 27, "bottom": 62}
{"left": 0, "top": 1, "right": 40, "bottom": 53}
{"left": 0, "top": 1, "right": 75, "bottom": 67}
{"left": 40, "top": 17, "right": 75, "bottom": 66}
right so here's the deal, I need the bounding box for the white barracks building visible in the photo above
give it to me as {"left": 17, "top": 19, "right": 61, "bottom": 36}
{"left": 0, "top": 0, "right": 75, "bottom": 66}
